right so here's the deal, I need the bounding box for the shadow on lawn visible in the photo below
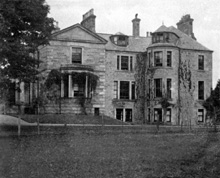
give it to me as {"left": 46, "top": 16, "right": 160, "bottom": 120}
{"left": 163, "top": 131, "right": 220, "bottom": 178}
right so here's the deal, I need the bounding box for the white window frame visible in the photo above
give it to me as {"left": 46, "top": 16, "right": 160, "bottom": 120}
{"left": 154, "top": 51, "right": 163, "bottom": 67}
{"left": 117, "top": 55, "right": 134, "bottom": 71}
{"left": 198, "top": 55, "right": 205, "bottom": 70}
{"left": 198, "top": 109, "right": 204, "bottom": 122}
{"left": 70, "top": 47, "right": 83, "bottom": 64}
{"left": 115, "top": 108, "right": 133, "bottom": 122}
{"left": 114, "top": 81, "right": 136, "bottom": 100}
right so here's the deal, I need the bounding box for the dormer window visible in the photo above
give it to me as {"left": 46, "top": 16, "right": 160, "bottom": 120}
{"left": 152, "top": 32, "right": 177, "bottom": 44}
{"left": 110, "top": 34, "right": 129, "bottom": 47}
{"left": 156, "top": 33, "right": 163, "bottom": 43}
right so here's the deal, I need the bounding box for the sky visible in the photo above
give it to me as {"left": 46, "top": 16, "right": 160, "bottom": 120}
{"left": 46, "top": 0, "right": 220, "bottom": 87}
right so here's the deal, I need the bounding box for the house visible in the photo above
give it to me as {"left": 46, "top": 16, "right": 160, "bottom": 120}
{"left": 138, "top": 15, "right": 212, "bottom": 125}
{"left": 7, "top": 10, "right": 212, "bottom": 125}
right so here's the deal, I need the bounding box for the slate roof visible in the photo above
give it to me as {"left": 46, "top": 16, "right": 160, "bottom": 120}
{"left": 51, "top": 22, "right": 211, "bottom": 52}
{"left": 98, "top": 33, "right": 151, "bottom": 52}
{"left": 151, "top": 25, "right": 212, "bottom": 51}
{"left": 154, "top": 25, "right": 174, "bottom": 34}
{"left": 168, "top": 26, "right": 212, "bottom": 51}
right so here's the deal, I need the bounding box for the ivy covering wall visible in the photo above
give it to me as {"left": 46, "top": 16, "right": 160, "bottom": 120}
{"left": 134, "top": 53, "right": 146, "bottom": 123}
{"left": 178, "top": 52, "right": 196, "bottom": 126}
{"left": 40, "top": 69, "right": 99, "bottom": 114}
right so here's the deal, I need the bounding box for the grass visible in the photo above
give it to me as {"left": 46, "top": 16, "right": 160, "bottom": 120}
{"left": 18, "top": 114, "right": 130, "bottom": 125}
{"left": 0, "top": 131, "right": 220, "bottom": 178}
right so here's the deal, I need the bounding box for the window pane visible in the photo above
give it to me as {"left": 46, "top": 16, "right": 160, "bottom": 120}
{"left": 116, "top": 109, "right": 123, "bottom": 120}
{"left": 198, "top": 81, "right": 204, "bottom": 100}
{"left": 114, "top": 81, "right": 118, "bottom": 99}
{"left": 121, "top": 56, "right": 129, "bottom": 70}
{"left": 198, "top": 109, "right": 204, "bottom": 122}
{"left": 148, "top": 108, "right": 151, "bottom": 122}
{"left": 198, "top": 55, "right": 204, "bottom": 70}
{"left": 131, "top": 81, "right": 135, "bottom": 100}
{"left": 164, "top": 33, "right": 170, "bottom": 42}
{"left": 117, "top": 56, "right": 120, "bottom": 70}
{"left": 156, "top": 33, "right": 163, "bottom": 43}
{"left": 167, "top": 51, "right": 172, "bottom": 67}
{"left": 154, "top": 79, "right": 162, "bottom": 97}
{"left": 130, "top": 56, "right": 133, "bottom": 71}
{"left": 148, "top": 52, "right": 151, "bottom": 67}
{"left": 167, "top": 79, "right": 172, "bottom": 99}
{"left": 120, "top": 81, "right": 129, "bottom": 99}
{"left": 72, "top": 48, "right": 82, "bottom": 64}
{"left": 154, "top": 51, "right": 163, "bottom": 66}
{"left": 125, "top": 109, "right": 132, "bottom": 122}
{"left": 166, "top": 108, "right": 171, "bottom": 122}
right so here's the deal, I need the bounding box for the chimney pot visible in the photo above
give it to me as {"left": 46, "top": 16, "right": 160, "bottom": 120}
{"left": 176, "top": 14, "right": 196, "bottom": 40}
{"left": 81, "top": 9, "right": 96, "bottom": 32}
{"left": 132, "top": 14, "right": 141, "bottom": 37}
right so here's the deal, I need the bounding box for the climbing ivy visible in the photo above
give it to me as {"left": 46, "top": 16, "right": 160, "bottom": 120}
{"left": 44, "top": 69, "right": 99, "bottom": 114}
{"left": 134, "top": 53, "right": 146, "bottom": 123}
{"left": 179, "top": 54, "right": 195, "bottom": 127}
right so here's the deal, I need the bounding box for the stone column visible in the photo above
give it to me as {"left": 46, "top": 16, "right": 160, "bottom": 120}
{"left": 85, "top": 75, "right": 88, "bottom": 98}
{"left": 20, "top": 82, "right": 25, "bottom": 103}
{"left": 129, "top": 81, "right": 132, "bottom": 100}
{"left": 30, "top": 83, "right": 33, "bottom": 103}
{"left": 61, "top": 78, "right": 64, "bottom": 98}
{"left": 123, "top": 109, "right": 125, "bottom": 122}
{"left": 68, "top": 74, "right": 73, "bottom": 97}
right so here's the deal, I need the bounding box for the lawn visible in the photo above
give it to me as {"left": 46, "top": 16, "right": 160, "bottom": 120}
{"left": 0, "top": 131, "right": 220, "bottom": 178}
{"left": 18, "top": 114, "right": 131, "bottom": 125}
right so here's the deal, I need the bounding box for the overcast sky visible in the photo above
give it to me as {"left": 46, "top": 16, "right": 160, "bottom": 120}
{"left": 46, "top": 0, "right": 220, "bottom": 87}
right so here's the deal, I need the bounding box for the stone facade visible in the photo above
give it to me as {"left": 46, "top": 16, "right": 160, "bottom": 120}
{"left": 11, "top": 10, "right": 212, "bottom": 125}
{"left": 135, "top": 23, "right": 212, "bottom": 125}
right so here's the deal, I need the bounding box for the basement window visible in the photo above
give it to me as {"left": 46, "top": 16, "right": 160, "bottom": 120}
{"left": 116, "top": 108, "right": 132, "bottom": 122}
{"left": 166, "top": 108, "right": 171, "bottom": 122}
{"left": 198, "top": 109, "right": 204, "bottom": 122}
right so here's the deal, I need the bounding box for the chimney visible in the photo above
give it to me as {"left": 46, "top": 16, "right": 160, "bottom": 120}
{"left": 146, "top": 31, "right": 150, "bottom": 37}
{"left": 81, "top": 9, "right": 96, "bottom": 32}
{"left": 176, "top": 14, "right": 196, "bottom": 40}
{"left": 132, "top": 14, "right": 141, "bottom": 37}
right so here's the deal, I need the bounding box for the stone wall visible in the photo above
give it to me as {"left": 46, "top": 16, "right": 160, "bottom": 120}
{"left": 179, "top": 49, "right": 212, "bottom": 125}
{"left": 146, "top": 47, "right": 179, "bottom": 124}
{"left": 38, "top": 40, "right": 106, "bottom": 115}
{"left": 105, "top": 50, "right": 138, "bottom": 121}
{"left": 134, "top": 45, "right": 212, "bottom": 125}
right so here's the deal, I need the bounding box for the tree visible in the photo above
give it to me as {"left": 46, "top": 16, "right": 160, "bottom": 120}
{"left": 45, "top": 69, "right": 62, "bottom": 114}
{"left": 0, "top": 0, "right": 55, "bottom": 79}
{"left": 0, "top": 0, "right": 55, "bottom": 111}
{"left": 203, "top": 80, "right": 220, "bottom": 131}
